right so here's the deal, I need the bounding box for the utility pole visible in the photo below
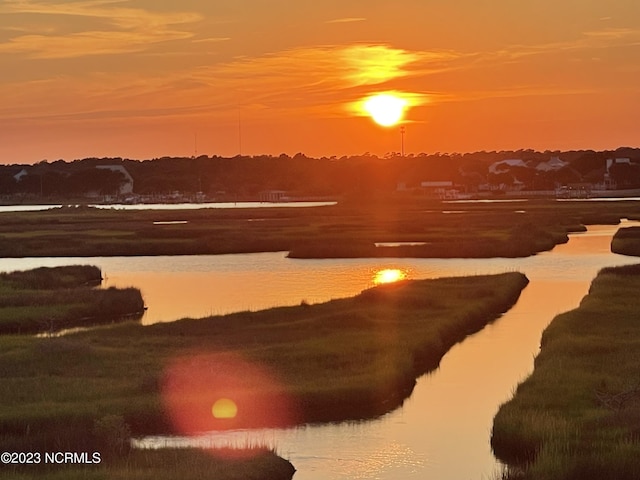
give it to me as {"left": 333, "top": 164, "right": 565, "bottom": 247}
{"left": 400, "top": 125, "right": 405, "bottom": 157}
{"left": 238, "top": 108, "right": 242, "bottom": 156}
{"left": 193, "top": 132, "right": 198, "bottom": 159}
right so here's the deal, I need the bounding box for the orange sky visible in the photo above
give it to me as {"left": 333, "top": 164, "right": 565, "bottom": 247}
{"left": 1, "top": 0, "right": 639, "bottom": 163}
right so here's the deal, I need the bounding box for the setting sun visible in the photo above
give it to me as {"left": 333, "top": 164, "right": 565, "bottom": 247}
{"left": 363, "top": 93, "right": 407, "bottom": 127}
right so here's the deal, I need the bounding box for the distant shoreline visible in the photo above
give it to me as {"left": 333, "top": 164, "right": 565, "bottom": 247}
{"left": 5, "top": 187, "right": 640, "bottom": 211}
{"left": 1, "top": 199, "right": 638, "bottom": 259}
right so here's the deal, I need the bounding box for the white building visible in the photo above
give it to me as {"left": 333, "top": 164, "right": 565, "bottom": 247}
{"left": 488, "top": 159, "right": 528, "bottom": 174}
{"left": 606, "top": 158, "right": 631, "bottom": 173}
{"left": 13, "top": 169, "right": 28, "bottom": 182}
{"left": 536, "top": 156, "right": 567, "bottom": 172}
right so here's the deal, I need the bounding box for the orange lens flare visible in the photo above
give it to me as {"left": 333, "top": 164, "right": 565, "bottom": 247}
{"left": 212, "top": 398, "right": 238, "bottom": 419}
{"left": 161, "top": 352, "right": 298, "bottom": 438}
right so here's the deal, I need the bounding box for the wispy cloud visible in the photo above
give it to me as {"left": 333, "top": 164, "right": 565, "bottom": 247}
{"left": 196, "top": 44, "right": 456, "bottom": 116}
{"left": 489, "top": 26, "right": 640, "bottom": 62}
{"left": 0, "top": 43, "right": 450, "bottom": 125}
{"left": 191, "top": 37, "right": 230, "bottom": 44}
{"left": 582, "top": 27, "right": 640, "bottom": 40}
{"left": 325, "top": 17, "right": 366, "bottom": 24}
{"left": 420, "top": 26, "right": 640, "bottom": 104}
{"left": 444, "top": 85, "right": 599, "bottom": 104}
{"left": 211, "top": 44, "right": 458, "bottom": 89}
{"left": 0, "top": 0, "right": 202, "bottom": 58}
{"left": 3, "top": 23, "right": 639, "bottom": 128}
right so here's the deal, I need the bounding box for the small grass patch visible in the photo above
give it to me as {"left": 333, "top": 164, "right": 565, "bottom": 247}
{"left": 0, "top": 266, "right": 145, "bottom": 334}
{"left": 611, "top": 226, "right": 640, "bottom": 257}
{"left": 0, "top": 265, "right": 102, "bottom": 289}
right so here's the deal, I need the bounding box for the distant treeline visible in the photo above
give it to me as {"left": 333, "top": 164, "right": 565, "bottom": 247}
{"left": 1, "top": 147, "right": 640, "bottom": 200}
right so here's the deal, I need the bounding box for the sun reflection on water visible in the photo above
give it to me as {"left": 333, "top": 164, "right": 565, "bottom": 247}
{"left": 373, "top": 268, "right": 407, "bottom": 285}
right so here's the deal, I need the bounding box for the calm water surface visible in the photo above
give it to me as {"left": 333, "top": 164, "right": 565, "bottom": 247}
{"left": 1, "top": 222, "right": 639, "bottom": 479}
{"left": 0, "top": 201, "right": 335, "bottom": 213}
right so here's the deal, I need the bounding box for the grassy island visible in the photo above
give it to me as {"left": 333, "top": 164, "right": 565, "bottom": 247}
{"left": 492, "top": 265, "right": 640, "bottom": 480}
{"left": 611, "top": 226, "right": 640, "bottom": 257}
{"left": 1, "top": 199, "right": 638, "bottom": 259}
{"left": 0, "top": 272, "right": 527, "bottom": 479}
{"left": 0, "top": 265, "right": 145, "bottom": 334}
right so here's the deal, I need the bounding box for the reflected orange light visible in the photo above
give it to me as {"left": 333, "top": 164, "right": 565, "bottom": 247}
{"left": 373, "top": 268, "right": 407, "bottom": 285}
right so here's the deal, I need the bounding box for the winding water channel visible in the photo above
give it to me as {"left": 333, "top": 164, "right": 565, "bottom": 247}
{"left": 1, "top": 221, "right": 639, "bottom": 479}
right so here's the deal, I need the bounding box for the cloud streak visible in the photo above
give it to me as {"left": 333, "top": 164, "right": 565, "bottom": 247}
{"left": 486, "top": 26, "right": 640, "bottom": 62}
{"left": 325, "top": 17, "right": 366, "bottom": 24}
{"left": 0, "top": 43, "right": 449, "bottom": 125}
{"left": 0, "top": 0, "right": 202, "bottom": 58}
{"left": 2, "top": 22, "right": 639, "bottom": 128}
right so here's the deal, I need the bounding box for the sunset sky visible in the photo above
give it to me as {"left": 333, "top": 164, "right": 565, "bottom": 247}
{"left": 1, "top": 0, "right": 639, "bottom": 163}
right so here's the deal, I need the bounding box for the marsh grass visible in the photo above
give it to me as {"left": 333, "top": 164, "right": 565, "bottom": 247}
{"left": 0, "top": 266, "right": 144, "bottom": 334}
{"left": 0, "top": 273, "right": 527, "bottom": 458}
{"left": 0, "top": 265, "right": 102, "bottom": 289}
{"left": 288, "top": 220, "right": 570, "bottom": 258}
{"left": 611, "top": 226, "right": 640, "bottom": 257}
{"left": 491, "top": 265, "right": 640, "bottom": 479}
{"left": 0, "top": 199, "right": 635, "bottom": 258}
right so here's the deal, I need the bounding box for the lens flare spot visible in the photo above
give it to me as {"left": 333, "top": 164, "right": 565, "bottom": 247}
{"left": 161, "top": 352, "right": 298, "bottom": 436}
{"left": 373, "top": 268, "right": 407, "bottom": 285}
{"left": 212, "top": 398, "right": 238, "bottom": 419}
